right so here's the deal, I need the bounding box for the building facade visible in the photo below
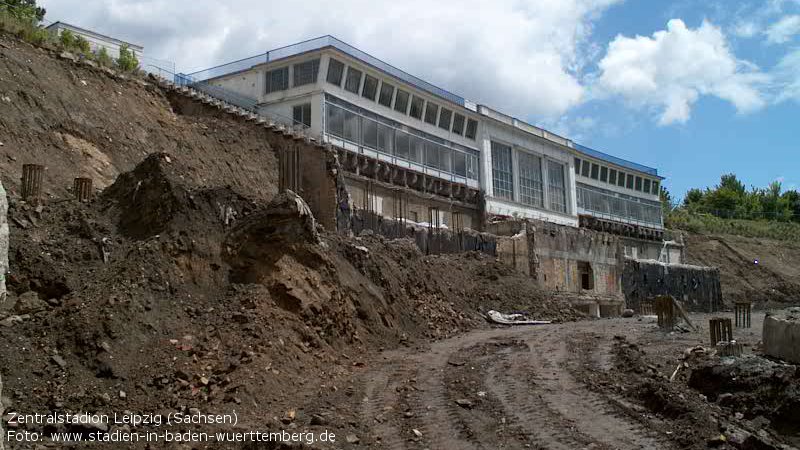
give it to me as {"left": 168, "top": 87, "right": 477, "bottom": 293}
{"left": 193, "top": 36, "right": 663, "bottom": 237}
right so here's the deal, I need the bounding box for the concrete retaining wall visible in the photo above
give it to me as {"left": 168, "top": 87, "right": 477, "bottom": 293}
{"left": 622, "top": 259, "right": 722, "bottom": 313}
{"left": 763, "top": 310, "right": 800, "bottom": 364}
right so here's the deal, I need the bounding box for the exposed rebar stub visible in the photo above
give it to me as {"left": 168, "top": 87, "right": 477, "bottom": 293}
{"left": 21, "top": 164, "right": 44, "bottom": 205}
{"left": 73, "top": 177, "right": 93, "bottom": 202}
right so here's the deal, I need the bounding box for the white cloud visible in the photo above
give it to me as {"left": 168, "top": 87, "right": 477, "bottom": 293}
{"left": 38, "top": 0, "right": 623, "bottom": 120}
{"left": 595, "top": 19, "right": 767, "bottom": 125}
{"left": 765, "top": 15, "right": 800, "bottom": 43}
{"left": 774, "top": 47, "right": 800, "bottom": 102}
{"left": 732, "top": 21, "right": 760, "bottom": 38}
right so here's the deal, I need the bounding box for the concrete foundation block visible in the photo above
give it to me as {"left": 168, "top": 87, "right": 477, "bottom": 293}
{"left": 763, "top": 309, "right": 800, "bottom": 364}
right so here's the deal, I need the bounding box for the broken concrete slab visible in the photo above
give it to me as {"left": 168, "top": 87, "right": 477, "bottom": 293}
{"left": 763, "top": 309, "right": 800, "bottom": 364}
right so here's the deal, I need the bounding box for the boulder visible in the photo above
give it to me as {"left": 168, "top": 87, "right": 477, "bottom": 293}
{"left": 14, "top": 291, "right": 49, "bottom": 315}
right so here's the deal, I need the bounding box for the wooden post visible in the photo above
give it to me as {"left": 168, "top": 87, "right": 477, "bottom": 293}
{"left": 21, "top": 164, "right": 44, "bottom": 204}
{"left": 655, "top": 295, "right": 676, "bottom": 330}
{"left": 735, "top": 301, "right": 751, "bottom": 328}
{"left": 73, "top": 177, "right": 93, "bottom": 202}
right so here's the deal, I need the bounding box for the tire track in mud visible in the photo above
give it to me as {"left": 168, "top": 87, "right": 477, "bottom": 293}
{"left": 361, "top": 360, "right": 415, "bottom": 449}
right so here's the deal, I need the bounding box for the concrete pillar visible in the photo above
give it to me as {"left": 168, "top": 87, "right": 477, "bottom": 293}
{"left": 0, "top": 179, "right": 7, "bottom": 304}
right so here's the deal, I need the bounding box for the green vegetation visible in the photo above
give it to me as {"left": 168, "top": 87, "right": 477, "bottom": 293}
{"left": 664, "top": 173, "right": 800, "bottom": 241}
{"left": 58, "top": 27, "right": 74, "bottom": 47}
{"left": 1, "top": 0, "right": 46, "bottom": 22}
{"left": 116, "top": 43, "right": 139, "bottom": 72}
{"left": 96, "top": 47, "right": 112, "bottom": 67}
{"left": 0, "top": 0, "right": 50, "bottom": 45}
{"left": 73, "top": 34, "right": 90, "bottom": 53}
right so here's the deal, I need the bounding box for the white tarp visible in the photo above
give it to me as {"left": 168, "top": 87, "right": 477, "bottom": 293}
{"left": 487, "top": 310, "right": 552, "bottom": 325}
{"left": 0, "top": 180, "right": 7, "bottom": 303}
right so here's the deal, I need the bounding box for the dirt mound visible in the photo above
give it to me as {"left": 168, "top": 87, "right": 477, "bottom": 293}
{"left": 684, "top": 233, "right": 800, "bottom": 308}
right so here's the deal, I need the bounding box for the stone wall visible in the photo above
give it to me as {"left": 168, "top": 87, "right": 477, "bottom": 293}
{"left": 622, "top": 259, "right": 722, "bottom": 313}
{"left": 763, "top": 309, "right": 800, "bottom": 364}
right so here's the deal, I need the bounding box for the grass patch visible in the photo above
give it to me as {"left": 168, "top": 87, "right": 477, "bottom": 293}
{"left": 667, "top": 209, "right": 800, "bottom": 242}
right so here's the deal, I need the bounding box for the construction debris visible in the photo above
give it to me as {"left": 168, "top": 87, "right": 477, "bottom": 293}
{"left": 486, "top": 310, "right": 552, "bottom": 325}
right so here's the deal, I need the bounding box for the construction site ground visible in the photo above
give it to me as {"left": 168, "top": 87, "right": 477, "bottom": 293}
{"left": 0, "top": 32, "right": 799, "bottom": 449}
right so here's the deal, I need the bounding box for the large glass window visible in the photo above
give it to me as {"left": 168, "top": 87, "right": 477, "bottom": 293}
{"left": 635, "top": 176, "right": 643, "bottom": 191}
{"left": 293, "top": 59, "right": 320, "bottom": 87}
{"left": 581, "top": 160, "right": 591, "bottom": 177}
{"left": 424, "top": 102, "right": 439, "bottom": 125}
{"left": 377, "top": 123, "right": 394, "bottom": 154}
{"left": 438, "top": 108, "right": 452, "bottom": 131}
{"left": 292, "top": 103, "right": 311, "bottom": 127}
{"left": 409, "top": 96, "right": 424, "bottom": 119}
{"left": 519, "top": 152, "right": 543, "bottom": 207}
{"left": 265, "top": 67, "right": 288, "bottom": 94}
{"left": 362, "top": 116, "right": 378, "bottom": 148}
{"left": 609, "top": 168, "right": 617, "bottom": 185}
{"left": 362, "top": 74, "right": 378, "bottom": 101}
{"left": 617, "top": 171, "right": 626, "bottom": 187}
{"left": 652, "top": 181, "right": 660, "bottom": 195}
{"left": 344, "top": 107, "right": 359, "bottom": 142}
{"left": 574, "top": 158, "right": 581, "bottom": 175}
{"left": 326, "top": 58, "right": 344, "bottom": 86}
{"left": 395, "top": 131, "right": 409, "bottom": 159}
{"left": 326, "top": 103, "right": 344, "bottom": 137}
{"left": 590, "top": 163, "right": 599, "bottom": 180}
{"left": 394, "top": 90, "right": 410, "bottom": 114}
{"left": 643, "top": 179, "right": 651, "bottom": 193}
{"left": 344, "top": 67, "right": 362, "bottom": 94}
{"left": 626, "top": 174, "right": 634, "bottom": 189}
{"left": 600, "top": 166, "right": 608, "bottom": 182}
{"left": 465, "top": 119, "right": 478, "bottom": 140}
{"left": 378, "top": 82, "right": 394, "bottom": 107}
{"left": 491, "top": 142, "right": 513, "bottom": 200}
{"left": 547, "top": 160, "right": 567, "bottom": 213}
{"left": 452, "top": 113, "right": 465, "bottom": 135}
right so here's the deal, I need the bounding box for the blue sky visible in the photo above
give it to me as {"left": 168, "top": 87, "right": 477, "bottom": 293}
{"left": 561, "top": 0, "right": 800, "bottom": 200}
{"left": 40, "top": 0, "right": 800, "bottom": 201}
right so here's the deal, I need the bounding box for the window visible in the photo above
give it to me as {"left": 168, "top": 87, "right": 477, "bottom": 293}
{"left": 590, "top": 163, "right": 599, "bottom": 180}
{"left": 626, "top": 174, "right": 634, "bottom": 189}
{"left": 635, "top": 176, "right": 643, "bottom": 191}
{"left": 424, "top": 102, "right": 439, "bottom": 125}
{"left": 292, "top": 103, "right": 311, "bottom": 127}
{"left": 438, "top": 108, "right": 452, "bottom": 131}
{"left": 362, "top": 117, "right": 378, "bottom": 149}
{"left": 325, "top": 104, "right": 345, "bottom": 137}
{"left": 465, "top": 119, "right": 478, "bottom": 140}
{"left": 547, "top": 160, "right": 567, "bottom": 213}
{"left": 574, "top": 158, "right": 581, "bottom": 175}
{"left": 409, "top": 95, "right": 424, "bottom": 119}
{"left": 643, "top": 179, "right": 652, "bottom": 194}
{"left": 378, "top": 82, "right": 394, "bottom": 107}
{"left": 617, "top": 171, "right": 626, "bottom": 187}
{"left": 394, "top": 90, "right": 410, "bottom": 114}
{"left": 491, "top": 142, "right": 513, "bottom": 200}
{"left": 362, "top": 74, "right": 378, "bottom": 101}
{"left": 652, "top": 181, "right": 660, "bottom": 195}
{"left": 452, "top": 113, "right": 465, "bottom": 135}
{"left": 600, "top": 166, "right": 608, "bottom": 182}
{"left": 344, "top": 67, "right": 362, "bottom": 94}
{"left": 293, "top": 59, "right": 320, "bottom": 87}
{"left": 326, "top": 58, "right": 345, "bottom": 86}
{"left": 581, "top": 160, "right": 591, "bottom": 177}
{"left": 377, "top": 123, "right": 394, "bottom": 154}
{"left": 519, "top": 152, "right": 543, "bottom": 207}
{"left": 609, "top": 169, "right": 617, "bottom": 185}
{"left": 578, "top": 262, "right": 594, "bottom": 290}
{"left": 265, "top": 67, "right": 288, "bottom": 94}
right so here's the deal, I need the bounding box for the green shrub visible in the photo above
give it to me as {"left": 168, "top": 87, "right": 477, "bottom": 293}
{"left": 667, "top": 209, "right": 800, "bottom": 242}
{"left": 74, "top": 34, "right": 90, "bottom": 53}
{"left": 95, "top": 47, "right": 112, "bottom": 67}
{"left": 58, "top": 28, "right": 74, "bottom": 48}
{"left": 116, "top": 43, "right": 139, "bottom": 72}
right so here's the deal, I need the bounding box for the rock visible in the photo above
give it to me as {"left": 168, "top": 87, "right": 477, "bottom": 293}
{"left": 0, "top": 315, "right": 23, "bottom": 327}
{"left": 14, "top": 291, "right": 49, "bottom": 314}
{"left": 622, "top": 309, "right": 635, "bottom": 318}
{"left": 455, "top": 399, "right": 474, "bottom": 409}
{"left": 412, "top": 428, "right": 423, "bottom": 438}
{"left": 51, "top": 355, "right": 67, "bottom": 370}
{"left": 345, "top": 434, "right": 360, "bottom": 444}
{"left": 309, "top": 414, "right": 327, "bottom": 426}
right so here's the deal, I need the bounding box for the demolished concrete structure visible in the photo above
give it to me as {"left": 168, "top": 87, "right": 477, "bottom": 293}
{"left": 763, "top": 308, "right": 800, "bottom": 364}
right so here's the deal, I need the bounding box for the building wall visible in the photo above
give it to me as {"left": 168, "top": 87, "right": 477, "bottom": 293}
{"left": 622, "top": 260, "right": 722, "bottom": 313}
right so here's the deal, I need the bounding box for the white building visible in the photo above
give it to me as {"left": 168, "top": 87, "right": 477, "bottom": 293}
{"left": 188, "top": 36, "right": 663, "bottom": 234}
{"left": 46, "top": 21, "right": 143, "bottom": 60}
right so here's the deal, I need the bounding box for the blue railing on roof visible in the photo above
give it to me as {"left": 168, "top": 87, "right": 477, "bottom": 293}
{"left": 574, "top": 143, "right": 658, "bottom": 176}
{"left": 185, "top": 35, "right": 466, "bottom": 107}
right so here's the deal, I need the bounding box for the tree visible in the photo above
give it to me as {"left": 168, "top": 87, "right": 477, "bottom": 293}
{"left": 1, "top": 0, "right": 46, "bottom": 22}
{"left": 116, "top": 44, "right": 139, "bottom": 72}
{"left": 683, "top": 188, "right": 704, "bottom": 208}
{"left": 96, "top": 47, "right": 112, "bottom": 67}
{"left": 659, "top": 185, "right": 673, "bottom": 216}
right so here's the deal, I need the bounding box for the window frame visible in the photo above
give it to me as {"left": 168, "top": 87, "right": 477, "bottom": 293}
{"left": 378, "top": 82, "right": 394, "bottom": 107}
{"left": 292, "top": 102, "right": 312, "bottom": 127}
{"left": 438, "top": 108, "right": 452, "bottom": 131}
{"left": 394, "top": 90, "right": 410, "bottom": 114}
{"left": 424, "top": 101, "right": 439, "bottom": 125}
{"left": 465, "top": 118, "right": 478, "bottom": 140}
{"left": 409, "top": 95, "right": 424, "bottom": 119}
{"left": 292, "top": 58, "right": 320, "bottom": 87}
{"left": 326, "top": 58, "right": 345, "bottom": 86}
{"left": 361, "top": 74, "right": 379, "bottom": 101}
{"left": 344, "top": 67, "right": 362, "bottom": 94}
{"left": 490, "top": 141, "right": 514, "bottom": 200}
{"left": 452, "top": 113, "right": 465, "bottom": 135}
{"left": 265, "top": 66, "right": 289, "bottom": 94}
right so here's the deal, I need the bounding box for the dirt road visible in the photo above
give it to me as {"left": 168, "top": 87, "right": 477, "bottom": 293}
{"left": 354, "top": 319, "right": 674, "bottom": 450}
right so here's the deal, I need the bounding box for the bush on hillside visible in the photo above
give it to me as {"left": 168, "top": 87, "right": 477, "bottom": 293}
{"left": 116, "top": 43, "right": 139, "bottom": 72}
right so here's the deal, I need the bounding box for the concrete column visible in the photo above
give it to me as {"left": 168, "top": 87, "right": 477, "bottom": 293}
{"left": 0, "top": 179, "right": 8, "bottom": 304}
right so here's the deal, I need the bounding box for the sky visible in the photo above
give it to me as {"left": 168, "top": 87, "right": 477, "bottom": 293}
{"left": 38, "top": 0, "right": 800, "bottom": 200}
